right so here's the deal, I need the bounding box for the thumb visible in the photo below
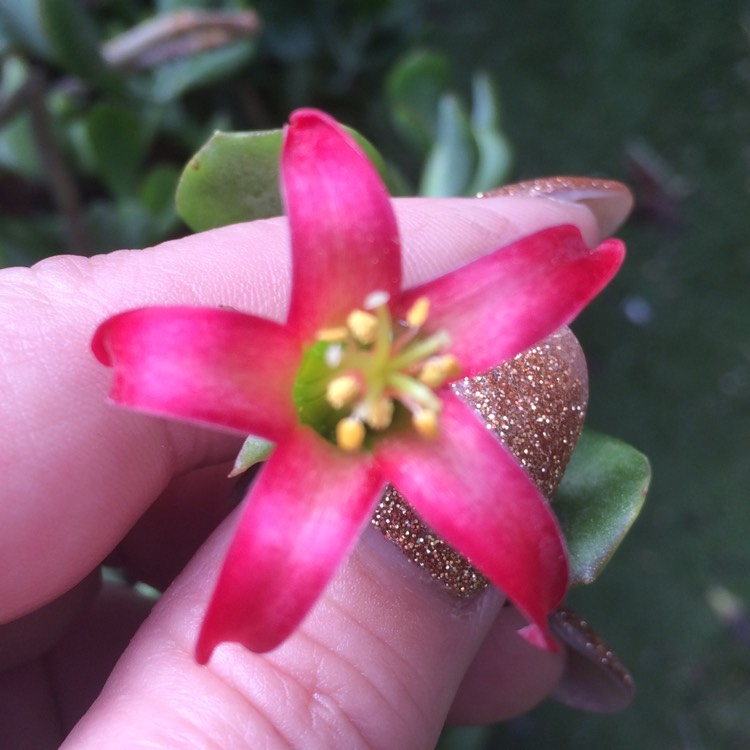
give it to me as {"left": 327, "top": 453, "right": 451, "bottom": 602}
{"left": 62, "top": 508, "right": 562, "bottom": 749}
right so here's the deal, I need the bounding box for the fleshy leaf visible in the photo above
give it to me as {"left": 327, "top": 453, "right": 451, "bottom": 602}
{"left": 467, "top": 72, "right": 513, "bottom": 194}
{"left": 175, "top": 127, "right": 391, "bottom": 232}
{"left": 148, "top": 39, "right": 256, "bottom": 103}
{"left": 386, "top": 50, "right": 452, "bottom": 152}
{"left": 84, "top": 103, "right": 153, "bottom": 198}
{"left": 555, "top": 430, "right": 651, "bottom": 586}
{"left": 0, "top": 1, "right": 51, "bottom": 59}
{"left": 39, "top": 0, "right": 128, "bottom": 95}
{"left": 419, "top": 92, "right": 478, "bottom": 197}
{"left": 176, "top": 129, "right": 284, "bottom": 232}
{"left": 228, "top": 435, "right": 275, "bottom": 477}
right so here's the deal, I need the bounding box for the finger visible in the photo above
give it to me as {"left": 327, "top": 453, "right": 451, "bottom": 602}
{"left": 447, "top": 603, "right": 636, "bottom": 722}
{"left": 0, "top": 659, "right": 62, "bottom": 750}
{"left": 0, "top": 572, "right": 100, "bottom": 671}
{"left": 46, "top": 582, "right": 154, "bottom": 734}
{"left": 447, "top": 605, "right": 566, "bottom": 724}
{"left": 111, "top": 461, "right": 241, "bottom": 591}
{"left": 62, "top": 506, "right": 567, "bottom": 748}
{"left": 0, "top": 581, "right": 153, "bottom": 748}
{"left": 0, "top": 194, "right": 603, "bottom": 622}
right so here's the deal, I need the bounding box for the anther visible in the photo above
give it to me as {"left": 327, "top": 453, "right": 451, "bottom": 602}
{"left": 346, "top": 309, "right": 379, "bottom": 345}
{"left": 405, "top": 297, "right": 430, "bottom": 328}
{"left": 365, "top": 396, "right": 394, "bottom": 430}
{"left": 412, "top": 408, "right": 439, "bottom": 439}
{"left": 336, "top": 417, "right": 366, "bottom": 452}
{"left": 326, "top": 374, "right": 361, "bottom": 409}
{"left": 418, "top": 355, "right": 461, "bottom": 388}
{"left": 316, "top": 326, "right": 349, "bottom": 343}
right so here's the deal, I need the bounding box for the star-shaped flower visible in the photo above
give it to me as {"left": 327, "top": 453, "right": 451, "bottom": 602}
{"left": 92, "top": 109, "right": 625, "bottom": 663}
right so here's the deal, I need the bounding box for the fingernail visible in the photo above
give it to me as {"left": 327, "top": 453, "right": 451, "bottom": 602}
{"left": 549, "top": 605, "right": 635, "bottom": 713}
{"left": 479, "top": 176, "right": 633, "bottom": 238}
{"left": 371, "top": 327, "right": 588, "bottom": 596}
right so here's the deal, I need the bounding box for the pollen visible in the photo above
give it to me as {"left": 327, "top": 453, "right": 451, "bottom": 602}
{"left": 412, "top": 408, "right": 439, "bottom": 439}
{"left": 316, "top": 325, "right": 349, "bottom": 343}
{"left": 346, "top": 309, "right": 379, "bottom": 345}
{"left": 418, "top": 354, "right": 461, "bottom": 388}
{"left": 364, "top": 396, "right": 394, "bottom": 430}
{"left": 326, "top": 374, "right": 361, "bottom": 409}
{"left": 336, "top": 417, "right": 366, "bottom": 452}
{"left": 405, "top": 296, "right": 430, "bottom": 328}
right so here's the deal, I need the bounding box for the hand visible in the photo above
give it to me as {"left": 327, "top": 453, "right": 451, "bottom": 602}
{"left": 0, "top": 192, "right": 619, "bottom": 749}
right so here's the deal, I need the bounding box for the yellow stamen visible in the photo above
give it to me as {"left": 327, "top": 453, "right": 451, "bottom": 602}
{"left": 346, "top": 309, "right": 379, "bottom": 345}
{"left": 412, "top": 409, "right": 439, "bottom": 439}
{"left": 365, "top": 396, "right": 394, "bottom": 430}
{"left": 326, "top": 374, "right": 361, "bottom": 409}
{"left": 418, "top": 354, "right": 461, "bottom": 388}
{"left": 336, "top": 417, "right": 366, "bottom": 452}
{"left": 302, "top": 290, "right": 456, "bottom": 452}
{"left": 316, "top": 326, "right": 349, "bottom": 343}
{"left": 405, "top": 296, "right": 430, "bottom": 328}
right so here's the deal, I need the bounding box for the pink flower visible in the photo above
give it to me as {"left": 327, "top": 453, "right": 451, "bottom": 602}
{"left": 92, "top": 109, "right": 625, "bottom": 663}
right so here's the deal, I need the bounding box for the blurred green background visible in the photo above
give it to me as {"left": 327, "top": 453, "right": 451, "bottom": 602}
{"left": 2, "top": 1, "right": 749, "bottom": 747}
{"left": 433, "top": 3, "right": 750, "bottom": 749}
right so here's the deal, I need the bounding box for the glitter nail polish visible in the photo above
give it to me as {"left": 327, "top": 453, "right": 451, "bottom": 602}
{"left": 479, "top": 176, "right": 634, "bottom": 238}
{"left": 549, "top": 605, "right": 635, "bottom": 712}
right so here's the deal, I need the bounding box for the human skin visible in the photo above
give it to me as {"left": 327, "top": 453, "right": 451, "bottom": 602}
{"left": 0, "top": 192, "right": 626, "bottom": 749}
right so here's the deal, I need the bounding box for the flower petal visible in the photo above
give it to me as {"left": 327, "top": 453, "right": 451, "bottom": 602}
{"left": 373, "top": 392, "right": 568, "bottom": 650}
{"left": 282, "top": 109, "right": 402, "bottom": 338}
{"left": 196, "top": 427, "right": 384, "bottom": 661}
{"left": 393, "top": 225, "right": 625, "bottom": 377}
{"left": 93, "top": 306, "right": 300, "bottom": 440}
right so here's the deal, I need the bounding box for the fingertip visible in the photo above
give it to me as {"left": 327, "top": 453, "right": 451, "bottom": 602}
{"left": 481, "top": 177, "right": 633, "bottom": 240}
{"left": 394, "top": 195, "right": 604, "bottom": 287}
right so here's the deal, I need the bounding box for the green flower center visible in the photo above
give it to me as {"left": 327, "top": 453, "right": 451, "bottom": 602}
{"left": 293, "top": 292, "right": 459, "bottom": 452}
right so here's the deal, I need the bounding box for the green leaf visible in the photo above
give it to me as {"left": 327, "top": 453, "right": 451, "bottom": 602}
{"left": 419, "top": 93, "right": 478, "bottom": 197}
{"left": 467, "top": 72, "right": 512, "bottom": 194}
{"left": 0, "top": 57, "right": 40, "bottom": 178}
{"left": 387, "top": 50, "right": 452, "bottom": 153}
{"left": 555, "top": 430, "right": 651, "bottom": 586}
{"left": 229, "top": 435, "right": 274, "bottom": 477}
{"left": 38, "top": 0, "right": 126, "bottom": 94}
{"left": 139, "top": 165, "right": 180, "bottom": 218}
{"left": 138, "top": 165, "right": 181, "bottom": 237}
{"left": 86, "top": 197, "right": 176, "bottom": 253}
{"left": 0, "top": 111, "right": 40, "bottom": 178}
{"left": 0, "top": 0, "right": 50, "bottom": 59}
{"left": 147, "top": 40, "right": 256, "bottom": 103}
{"left": 84, "top": 103, "right": 154, "bottom": 198}
{"left": 0, "top": 213, "right": 65, "bottom": 267}
{"left": 176, "top": 129, "right": 284, "bottom": 232}
{"left": 176, "top": 126, "right": 392, "bottom": 232}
